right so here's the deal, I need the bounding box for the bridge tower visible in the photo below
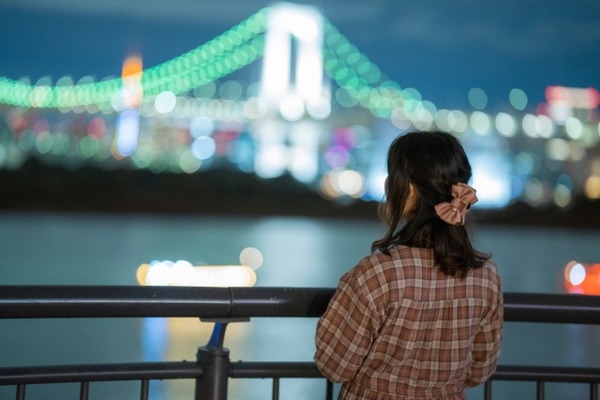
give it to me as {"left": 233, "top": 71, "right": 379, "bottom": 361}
{"left": 252, "top": 3, "right": 330, "bottom": 184}
{"left": 260, "top": 2, "right": 330, "bottom": 120}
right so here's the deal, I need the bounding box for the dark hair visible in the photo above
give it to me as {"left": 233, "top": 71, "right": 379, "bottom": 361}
{"left": 371, "top": 130, "right": 489, "bottom": 278}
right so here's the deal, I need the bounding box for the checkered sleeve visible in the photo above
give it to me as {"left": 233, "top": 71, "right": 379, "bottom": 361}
{"left": 465, "top": 281, "right": 504, "bottom": 387}
{"left": 314, "top": 269, "right": 376, "bottom": 383}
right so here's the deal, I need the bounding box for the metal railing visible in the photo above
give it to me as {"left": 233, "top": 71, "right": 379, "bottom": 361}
{"left": 1, "top": 286, "right": 600, "bottom": 400}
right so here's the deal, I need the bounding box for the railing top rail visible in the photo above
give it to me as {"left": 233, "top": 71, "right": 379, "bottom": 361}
{"left": 1, "top": 286, "right": 600, "bottom": 324}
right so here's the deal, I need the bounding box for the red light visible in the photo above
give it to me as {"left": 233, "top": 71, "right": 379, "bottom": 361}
{"left": 546, "top": 85, "right": 600, "bottom": 109}
{"left": 545, "top": 86, "right": 568, "bottom": 104}
{"left": 585, "top": 87, "right": 600, "bottom": 108}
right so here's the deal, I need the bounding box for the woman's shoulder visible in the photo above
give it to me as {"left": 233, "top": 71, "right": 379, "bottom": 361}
{"left": 480, "top": 258, "right": 501, "bottom": 279}
{"left": 347, "top": 245, "right": 433, "bottom": 277}
{"left": 468, "top": 258, "right": 503, "bottom": 293}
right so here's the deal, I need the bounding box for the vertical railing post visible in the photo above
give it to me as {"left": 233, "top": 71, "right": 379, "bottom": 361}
{"left": 484, "top": 380, "right": 492, "bottom": 400}
{"left": 326, "top": 381, "right": 333, "bottom": 400}
{"left": 16, "top": 384, "right": 25, "bottom": 400}
{"left": 195, "top": 318, "right": 249, "bottom": 400}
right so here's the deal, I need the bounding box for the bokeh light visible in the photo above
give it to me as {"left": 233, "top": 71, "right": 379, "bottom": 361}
{"left": 155, "top": 91, "right": 177, "bottom": 114}
{"left": 239, "top": 247, "right": 264, "bottom": 269}
{"left": 191, "top": 136, "right": 217, "bottom": 160}
{"left": 564, "top": 261, "right": 600, "bottom": 295}
{"left": 495, "top": 112, "right": 517, "bottom": 137}
{"left": 509, "top": 88, "right": 528, "bottom": 110}
{"left": 137, "top": 259, "right": 257, "bottom": 287}
{"left": 470, "top": 111, "right": 491, "bottom": 135}
{"left": 468, "top": 88, "right": 488, "bottom": 110}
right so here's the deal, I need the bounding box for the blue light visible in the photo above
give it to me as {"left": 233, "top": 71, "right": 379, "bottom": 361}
{"left": 115, "top": 109, "right": 140, "bottom": 157}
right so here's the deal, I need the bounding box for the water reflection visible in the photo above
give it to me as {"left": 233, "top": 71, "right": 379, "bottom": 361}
{"left": 0, "top": 213, "right": 599, "bottom": 399}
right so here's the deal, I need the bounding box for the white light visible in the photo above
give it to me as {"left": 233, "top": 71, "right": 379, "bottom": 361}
{"left": 260, "top": 3, "right": 325, "bottom": 112}
{"left": 435, "top": 109, "right": 451, "bottom": 132}
{"left": 307, "top": 97, "right": 331, "bottom": 120}
{"left": 145, "top": 261, "right": 172, "bottom": 286}
{"left": 255, "top": 143, "right": 287, "bottom": 178}
{"left": 289, "top": 147, "right": 318, "bottom": 183}
{"left": 194, "top": 266, "right": 257, "bottom": 287}
{"left": 522, "top": 114, "right": 538, "bottom": 137}
{"left": 537, "top": 115, "right": 554, "bottom": 138}
{"left": 569, "top": 263, "right": 586, "bottom": 286}
{"left": 470, "top": 111, "right": 491, "bottom": 135}
{"left": 280, "top": 95, "right": 305, "bottom": 121}
{"left": 449, "top": 110, "right": 469, "bottom": 133}
{"left": 171, "top": 260, "right": 196, "bottom": 286}
{"left": 261, "top": 27, "right": 291, "bottom": 105}
{"left": 240, "top": 247, "right": 264, "bottom": 270}
{"left": 296, "top": 39, "right": 324, "bottom": 106}
{"left": 495, "top": 112, "right": 517, "bottom": 137}
{"left": 470, "top": 151, "right": 512, "bottom": 208}
{"left": 138, "top": 260, "right": 257, "bottom": 287}
{"left": 411, "top": 106, "right": 434, "bottom": 130}
{"left": 154, "top": 91, "right": 177, "bottom": 114}
{"left": 565, "top": 117, "right": 583, "bottom": 140}
{"left": 337, "top": 170, "right": 365, "bottom": 197}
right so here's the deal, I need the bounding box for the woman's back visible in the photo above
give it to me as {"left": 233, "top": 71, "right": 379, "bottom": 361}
{"left": 315, "top": 245, "right": 502, "bottom": 399}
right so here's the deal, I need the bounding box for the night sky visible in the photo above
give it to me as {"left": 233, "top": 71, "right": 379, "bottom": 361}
{"left": 1, "top": 0, "right": 600, "bottom": 111}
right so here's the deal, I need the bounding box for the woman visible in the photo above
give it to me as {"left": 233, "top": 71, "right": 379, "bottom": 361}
{"left": 314, "top": 130, "right": 503, "bottom": 400}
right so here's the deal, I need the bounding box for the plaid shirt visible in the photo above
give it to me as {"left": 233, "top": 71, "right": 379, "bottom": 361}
{"left": 314, "top": 245, "right": 503, "bottom": 400}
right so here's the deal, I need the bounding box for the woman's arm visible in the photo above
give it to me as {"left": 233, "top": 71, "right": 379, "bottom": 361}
{"left": 465, "top": 286, "right": 504, "bottom": 387}
{"left": 314, "top": 270, "right": 376, "bottom": 383}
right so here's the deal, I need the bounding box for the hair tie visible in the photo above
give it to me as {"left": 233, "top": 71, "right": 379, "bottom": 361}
{"left": 434, "top": 183, "right": 478, "bottom": 226}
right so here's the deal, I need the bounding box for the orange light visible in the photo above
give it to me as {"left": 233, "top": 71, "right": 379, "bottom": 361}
{"left": 122, "top": 54, "right": 143, "bottom": 79}
{"left": 564, "top": 261, "right": 600, "bottom": 295}
{"left": 121, "top": 54, "right": 144, "bottom": 108}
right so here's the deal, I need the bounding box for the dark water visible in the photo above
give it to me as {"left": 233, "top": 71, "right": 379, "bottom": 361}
{"left": 0, "top": 212, "right": 599, "bottom": 399}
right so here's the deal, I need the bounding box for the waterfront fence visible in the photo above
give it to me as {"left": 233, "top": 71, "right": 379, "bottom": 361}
{"left": 1, "top": 286, "right": 600, "bottom": 400}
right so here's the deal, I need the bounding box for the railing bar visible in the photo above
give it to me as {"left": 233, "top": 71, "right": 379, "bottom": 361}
{"left": 484, "top": 380, "right": 492, "bottom": 400}
{"left": 79, "top": 382, "right": 89, "bottom": 400}
{"left": 230, "top": 361, "right": 320, "bottom": 378}
{"left": 536, "top": 381, "right": 545, "bottom": 400}
{"left": 0, "top": 361, "right": 204, "bottom": 385}
{"left": 16, "top": 384, "right": 25, "bottom": 400}
{"left": 493, "top": 365, "right": 600, "bottom": 383}
{"left": 4, "top": 287, "right": 600, "bottom": 323}
{"left": 272, "top": 377, "right": 279, "bottom": 400}
{"left": 592, "top": 382, "right": 598, "bottom": 400}
{"left": 326, "top": 380, "right": 333, "bottom": 400}
{"left": 140, "top": 379, "right": 149, "bottom": 400}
